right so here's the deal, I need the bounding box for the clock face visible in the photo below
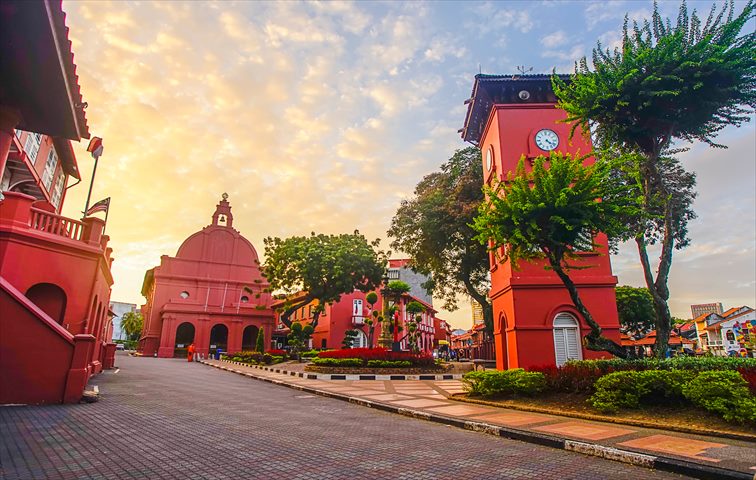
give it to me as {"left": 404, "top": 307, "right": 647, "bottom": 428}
{"left": 535, "top": 129, "right": 559, "bottom": 151}
{"left": 486, "top": 146, "right": 493, "bottom": 171}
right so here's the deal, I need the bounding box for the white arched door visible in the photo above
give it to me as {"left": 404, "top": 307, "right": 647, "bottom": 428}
{"left": 352, "top": 330, "right": 368, "bottom": 348}
{"left": 553, "top": 313, "right": 582, "bottom": 366}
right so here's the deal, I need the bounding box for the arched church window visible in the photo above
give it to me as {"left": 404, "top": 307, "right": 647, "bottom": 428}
{"left": 240, "top": 296, "right": 249, "bottom": 303}
{"left": 179, "top": 291, "right": 190, "bottom": 299}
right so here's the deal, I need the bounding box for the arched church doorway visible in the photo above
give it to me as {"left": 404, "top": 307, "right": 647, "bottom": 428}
{"left": 26, "top": 283, "right": 67, "bottom": 325}
{"left": 174, "top": 322, "right": 195, "bottom": 358}
{"left": 553, "top": 312, "right": 582, "bottom": 366}
{"left": 242, "top": 325, "right": 259, "bottom": 351}
{"left": 209, "top": 324, "right": 228, "bottom": 356}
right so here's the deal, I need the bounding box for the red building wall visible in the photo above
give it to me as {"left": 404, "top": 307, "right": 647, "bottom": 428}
{"left": 139, "top": 196, "right": 275, "bottom": 358}
{"left": 478, "top": 97, "right": 620, "bottom": 371}
{"left": 274, "top": 287, "right": 439, "bottom": 353}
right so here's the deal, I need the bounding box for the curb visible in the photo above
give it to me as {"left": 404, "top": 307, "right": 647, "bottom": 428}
{"left": 219, "top": 360, "right": 462, "bottom": 381}
{"left": 200, "top": 360, "right": 753, "bottom": 480}
{"left": 453, "top": 395, "right": 756, "bottom": 443}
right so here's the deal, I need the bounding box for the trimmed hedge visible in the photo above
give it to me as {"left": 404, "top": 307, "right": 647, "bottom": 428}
{"left": 683, "top": 371, "right": 756, "bottom": 423}
{"left": 532, "top": 357, "right": 756, "bottom": 393}
{"left": 310, "top": 357, "right": 363, "bottom": 368}
{"left": 589, "top": 370, "right": 691, "bottom": 412}
{"left": 590, "top": 369, "right": 756, "bottom": 424}
{"left": 462, "top": 369, "right": 547, "bottom": 397}
{"left": 366, "top": 360, "right": 412, "bottom": 368}
{"left": 318, "top": 348, "right": 435, "bottom": 368}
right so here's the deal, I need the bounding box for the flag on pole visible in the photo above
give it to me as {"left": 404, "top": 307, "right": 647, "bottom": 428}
{"left": 85, "top": 197, "right": 110, "bottom": 216}
{"left": 87, "top": 137, "right": 104, "bottom": 160}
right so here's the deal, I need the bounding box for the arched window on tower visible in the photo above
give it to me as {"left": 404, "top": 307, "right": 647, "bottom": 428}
{"left": 553, "top": 313, "right": 582, "bottom": 366}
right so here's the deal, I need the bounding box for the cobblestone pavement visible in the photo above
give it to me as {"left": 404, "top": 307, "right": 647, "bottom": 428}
{"left": 214, "top": 360, "right": 755, "bottom": 473}
{"left": 0, "top": 354, "right": 688, "bottom": 480}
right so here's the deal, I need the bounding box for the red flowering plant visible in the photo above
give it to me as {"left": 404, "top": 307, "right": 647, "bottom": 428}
{"left": 318, "top": 348, "right": 435, "bottom": 367}
{"left": 267, "top": 349, "right": 287, "bottom": 356}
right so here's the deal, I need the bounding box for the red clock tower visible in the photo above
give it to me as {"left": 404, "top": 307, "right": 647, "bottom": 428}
{"left": 461, "top": 74, "right": 622, "bottom": 370}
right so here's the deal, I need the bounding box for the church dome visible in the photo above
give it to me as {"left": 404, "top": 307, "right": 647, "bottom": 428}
{"left": 175, "top": 194, "right": 260, "bottom": 266}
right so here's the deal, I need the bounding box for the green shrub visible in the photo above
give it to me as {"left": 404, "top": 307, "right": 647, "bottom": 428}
{"left": 270, "top": 355, "right": 284, "bottom": 364}
{"left": 300, "top": 350, "right": 320, "bottom": 358}
{"left": 589, "top": 370, "right": 691, "bottom": 413}
{"left": 462, "top": 369, "right": 547, "bottom": 397}
{"left": 683, "top": 371, "right": 756, "bottom": 424}
{"left": 310, "top": 357, "right": 363, "bottom": 368}
{"left": 366, "top": 360, "right": 412, "bottom": 368}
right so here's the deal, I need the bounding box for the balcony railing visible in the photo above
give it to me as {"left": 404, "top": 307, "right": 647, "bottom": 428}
{"left": 352, "top": 316, "right": 365, "bottom": 326}
{"left": 29, "top": 208, "right": 85, "bottom": 241}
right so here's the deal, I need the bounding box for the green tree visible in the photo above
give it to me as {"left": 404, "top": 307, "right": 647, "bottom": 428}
{"left": 388, "top": 147, "right": 493, "bottom": 335}
{"left": 404, "top": 301, "right": 426, "bottom": 352}
{"left": 288, "top": 322, "right": 314, "bottom": 360}
{"left": 615, "top": 286, "right": 656, "bottom": 339}
{"left": 342, "top": 329, "right": 358, "bottom": 349}
{"left": 120, "top": 311, "right": 143, "bottom": 342}
{"left": 365, "top": 292, "right": 379, "bottom": 348}
{"left": 256, "top": 327, "right": 265, "bottom": 353}
{"left": 473, "top": 153, "right": 633, "bottom": 358}
{"left": 553, "top": 0, "right": 755, "bottom": 357}
{"left": 263, "top": 231, "right": 388, "bottom": 329}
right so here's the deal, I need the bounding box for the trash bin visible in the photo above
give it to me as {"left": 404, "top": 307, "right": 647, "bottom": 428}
{"left": 215, "top": 348, "right": 222, "bottom": 360}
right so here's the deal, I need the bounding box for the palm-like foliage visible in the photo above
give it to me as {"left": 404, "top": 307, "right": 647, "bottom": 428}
{"left": 474, "top": 153, "right": 635, "bottom": 357}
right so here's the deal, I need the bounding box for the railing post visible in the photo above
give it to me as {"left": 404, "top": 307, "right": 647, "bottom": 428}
{"left": 81, "top": 217, "right": 105, "bottom": 246}
{"left": 63, "top": 334, "right": 95, "bottom": 403}
{"left": 0, "top": 192, "right": 35, "bottom": 228}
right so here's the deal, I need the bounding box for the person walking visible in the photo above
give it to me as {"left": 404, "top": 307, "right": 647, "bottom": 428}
{"left": 187, "top": 343, "right": 195, "bottom": 362}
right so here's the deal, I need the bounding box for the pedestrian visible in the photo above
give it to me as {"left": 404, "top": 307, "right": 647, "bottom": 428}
{"left": 187, "top": 343, "right": 195, "bottom": 362}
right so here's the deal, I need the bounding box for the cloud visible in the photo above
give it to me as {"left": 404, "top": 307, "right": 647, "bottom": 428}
{"left": 541, "top": 30, "right": 568, "bottom": 48}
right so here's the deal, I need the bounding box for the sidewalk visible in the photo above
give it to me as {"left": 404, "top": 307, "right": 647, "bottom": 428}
{"left": 201, "top": 359, "right": 755, "bottom": 480}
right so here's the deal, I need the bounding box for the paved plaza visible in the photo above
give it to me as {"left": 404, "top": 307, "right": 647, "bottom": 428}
{"left": 0, "top": 353, "right": 691, "bottom": 480}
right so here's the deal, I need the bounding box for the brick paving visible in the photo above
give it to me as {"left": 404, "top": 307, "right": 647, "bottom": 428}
{"left": 207, "top": 359, "right": 756, "bottom": 474}
{"left": 0, "top": 354, "right": 690, "bottom": 480}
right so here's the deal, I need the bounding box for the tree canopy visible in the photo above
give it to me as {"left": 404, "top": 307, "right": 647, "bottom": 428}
{"left": 263, "top": 231, "right": 388, "bottom": 328}
{"left": 388, "top": 147, "right": 493, "bottom": 333}
{"left": 474, "top": 152, "right": 634, "bottom": 358}
{"left": 121, "top": 311, "right": 143, "bottom": 341}
{"left": 553, "top": 0, "right": 754, "bottom": 357}
{"left": 615, "top": 286, "right": 657, "bottom": 339}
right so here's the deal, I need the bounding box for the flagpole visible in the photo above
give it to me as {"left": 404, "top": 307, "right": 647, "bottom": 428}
{"left": 83, "top": 155, "right": 99, "bottom": 216}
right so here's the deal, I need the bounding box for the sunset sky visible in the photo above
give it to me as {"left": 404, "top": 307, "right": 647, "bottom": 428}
{"left": 59, "top": 0, "right": 755, "bottom": 330}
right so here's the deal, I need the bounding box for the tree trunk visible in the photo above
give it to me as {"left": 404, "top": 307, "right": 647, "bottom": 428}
{"left": 636, "top": 154, "right": 675, "bottom": 359}
{"left": 548, "top": 255, "right": 628, "bottom": 359}
{"left": 635, "top": 236, "right": 674, "bottom": 358}
{"left": 279, "top": 296, "right": 314, "bottom": 328}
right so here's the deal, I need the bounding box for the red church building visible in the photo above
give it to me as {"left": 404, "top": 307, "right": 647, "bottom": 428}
{"left": 0, "top": 1, "right": 116, "bottom": 404}
{"left": 139, "top": 195, "right": 275, "bottom": 358}
{"left": 461, "top": 74, "right": 622, "bottom": 370}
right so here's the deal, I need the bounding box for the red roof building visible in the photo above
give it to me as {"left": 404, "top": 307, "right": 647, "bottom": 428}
{"left": 0, "top": 0, "right": 114, "bottom": 405}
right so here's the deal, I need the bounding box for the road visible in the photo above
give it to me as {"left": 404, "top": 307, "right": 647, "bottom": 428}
{"left": 0, "top": 353, "right": 688, "bottom": 479}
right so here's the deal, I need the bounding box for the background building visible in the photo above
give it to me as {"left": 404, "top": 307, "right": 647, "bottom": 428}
{"left": 138, "top": 196, "right": 275, "bottom": 358}
{"left": 387, "top": 259, "right": 432, "bottom": 306}
{"left": 691, "top": 302, "right": 724, "bottom": 318}
{"left": 110, "top": 301, "right": 137, "bottom": 341}
{"left": 472, "top": 299, "right": 484, "bottom": 326}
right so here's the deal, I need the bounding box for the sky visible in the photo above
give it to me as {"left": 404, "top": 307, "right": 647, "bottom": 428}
{"left": 59, "top": 0, "right": 755, "bottom": 330}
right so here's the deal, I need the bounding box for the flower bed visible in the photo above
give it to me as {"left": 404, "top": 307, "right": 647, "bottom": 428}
{"left": 317, "top": 348, "right": 436, "bottom": 368}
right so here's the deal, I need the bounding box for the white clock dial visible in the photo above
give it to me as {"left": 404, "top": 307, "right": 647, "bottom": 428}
{"left": 486, "top": 146, "right": 493, "bottom": 171}
{"left": 535, "top": 129, "right": 559, "bottom": 151}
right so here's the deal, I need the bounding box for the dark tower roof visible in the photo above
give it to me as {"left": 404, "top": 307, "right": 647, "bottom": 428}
{"left": 460, "top": 74, "right": 570, "bottom": 145}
